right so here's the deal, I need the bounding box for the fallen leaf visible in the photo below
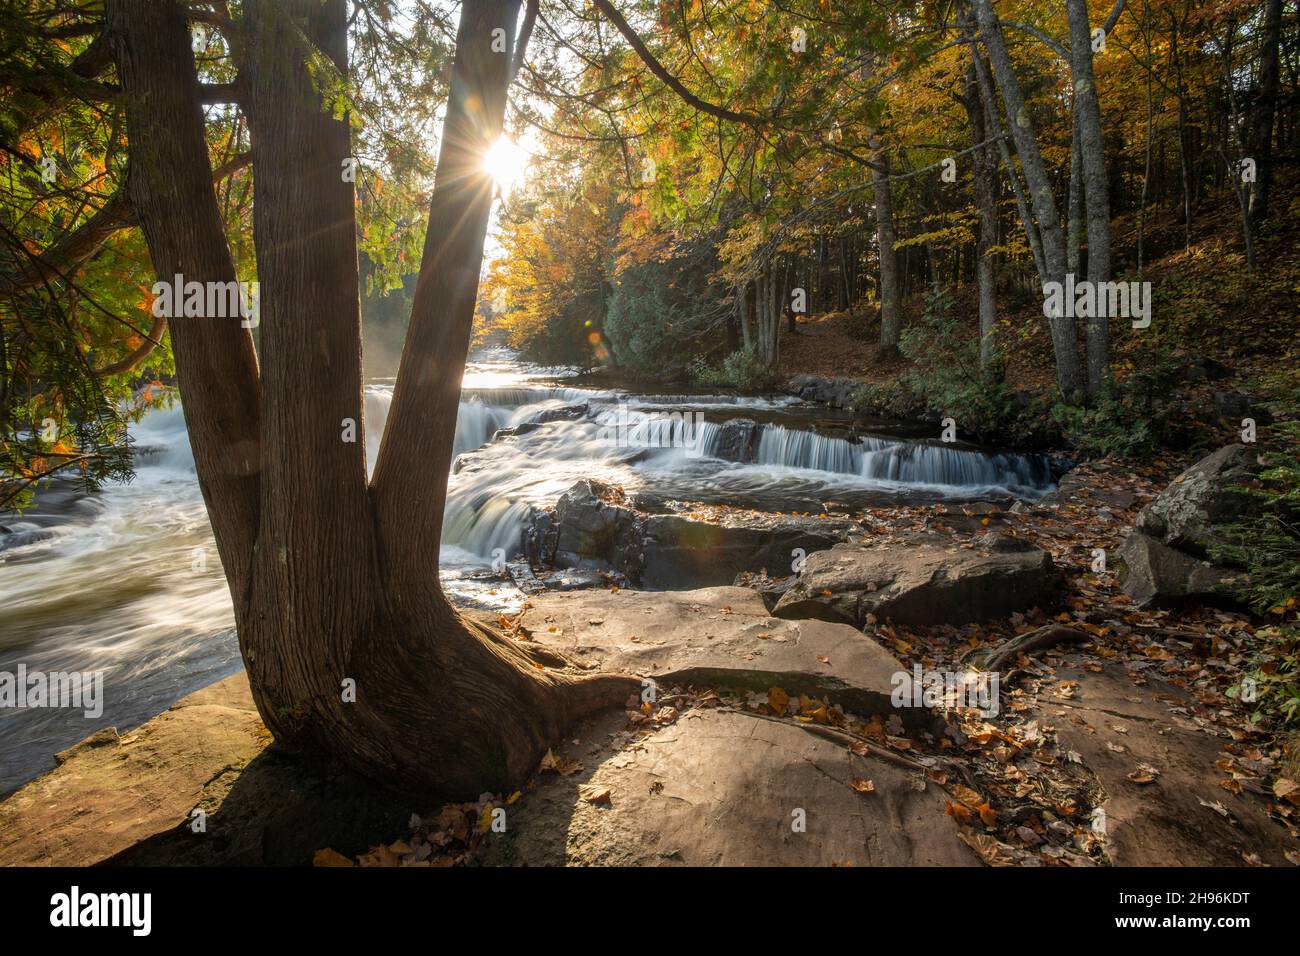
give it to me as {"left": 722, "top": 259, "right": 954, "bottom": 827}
{"left": 312, "top": 848, "right": 353, "bottom": 867}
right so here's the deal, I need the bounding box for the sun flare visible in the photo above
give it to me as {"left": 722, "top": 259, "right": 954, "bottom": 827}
{"left": 483, "top": 135, "right": 526, "bottom": 193}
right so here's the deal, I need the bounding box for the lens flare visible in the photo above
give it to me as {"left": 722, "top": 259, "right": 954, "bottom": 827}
{"left": 483, "top": 135, "right": 526, "bottom": 193}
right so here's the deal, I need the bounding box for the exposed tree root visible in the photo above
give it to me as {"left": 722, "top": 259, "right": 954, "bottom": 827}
{"left": 962, "top": 624, "right": 1092, "bottom": 671}
{"left": 718, "top": 706, "right": 979, "bottom": 788}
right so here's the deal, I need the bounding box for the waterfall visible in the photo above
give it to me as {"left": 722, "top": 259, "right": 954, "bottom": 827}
{"left": 859, "top": 439, "right": 1049, "bottom": 489}
{"left": 754, "top": 425, "right": 1051, "bottom": 491}
{"left": 755, "top": 426, "right": 864, "bottom": 474}
{"left": 453, "top": 398, "right": 513, "bottom": 458}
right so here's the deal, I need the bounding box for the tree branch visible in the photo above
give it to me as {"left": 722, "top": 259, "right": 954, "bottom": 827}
{"left": 589, "top": 0, "right": 765, "bottom": 129}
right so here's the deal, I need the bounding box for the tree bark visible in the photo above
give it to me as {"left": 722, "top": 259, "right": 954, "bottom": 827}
{"left": 1249, "top": 0, "right": 1282, "bottom": 226}
{"left": 1066, "top": 0, "right": 1112, "bottom": 397}
{"left": 869, "top": 131, "right": 901, "bottom": 353}
{"left": 111, "top": 0, "right": 637, "bottom": 797}
{"left": 971, "top": 0, "right": 1082, "bottom": 398}
{"left": 964, "top": 61, "right": 999, "bottom": 373}
{"left": 107, "top": 0, "right": 261, "bottom": 600}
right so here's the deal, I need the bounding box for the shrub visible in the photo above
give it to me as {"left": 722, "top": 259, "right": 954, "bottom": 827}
{"left": 1208, "top": 450, "right": 1300, "bottom": 614}
{"left": 1226, "top": 625, "right": 1300, "bottom": 731}
{"left": 689, "top": 347, "right": 780, "bottom": 391}
{"left": 888, "top": 286, "right": 1023, "bottom": 441}
{"left": 1049, "top": 343, "right": 1183, "bottom": 460}
{"left": 1213, "top": 452, "right": 1300, "bottom": 731}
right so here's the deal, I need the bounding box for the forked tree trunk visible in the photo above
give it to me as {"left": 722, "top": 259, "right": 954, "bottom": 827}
{"left": 960, "top": 10, "right": 1046, "bottom": 285}
{"left": 109, "top": 0, "right": 637, "bottom": 797}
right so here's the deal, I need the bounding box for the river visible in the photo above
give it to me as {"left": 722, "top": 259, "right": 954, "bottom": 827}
{"left": 0, "top": 350, "right": 1056, "bottom": 794}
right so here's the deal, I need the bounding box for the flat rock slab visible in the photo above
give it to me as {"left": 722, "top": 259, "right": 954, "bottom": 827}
{"left": 479, "top": 708, "right": 980, "bottom": 866}
{"left": 0, "top": 674, "right": 268, "bottom": 866}
{"left": 0, "top": 673, "right": 415, "bottom": 866}
{"left": 773, "top": 535, "right": 1061, "bottom": 627}
{"left": 1045, "top": 665, "right": 1292, "bottom": 867}
{"left": 522, "top": 586, "right": 921, "bottom": 723}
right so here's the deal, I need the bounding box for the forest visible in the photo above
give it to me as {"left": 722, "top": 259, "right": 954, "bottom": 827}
{"left": 0, "top": 0, "right": 1298, "bottom": 901}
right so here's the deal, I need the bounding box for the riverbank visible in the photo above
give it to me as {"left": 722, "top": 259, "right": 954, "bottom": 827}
{"left": 4, "top": 448, "right": 1296, "bottom": 866}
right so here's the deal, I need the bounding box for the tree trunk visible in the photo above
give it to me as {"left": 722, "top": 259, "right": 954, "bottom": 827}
{"left": 869, "top": 131, "right": 901, "bottom": 354}
{"left": 1066, "top": 0, "right": 1112, "bottom": 397}
{"left": 964, "top": 18, "right": 1046, "bottom": 283}
{"left": 736, "top": 281, "right": 752, "bottom": 353}
{"left": 1249, "top": 0, "right": 1282, "bottom": 226}
{"left": 1067, "top": 113, "right": 1084, "bottom": 276}
{"left": 106, "top": 0, "right": 261, "bottom": 600}
{"left": 971, "top": 0, "right": 1082, "bottom": 399}
{"left": 110, "top": 0, "right": 636, "bottom": 798}
{"left": 964, "top": 61, "right": 999, "bottom": 373}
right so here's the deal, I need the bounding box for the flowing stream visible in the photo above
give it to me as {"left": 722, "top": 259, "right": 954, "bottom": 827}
{"left": 0, "top": 349, "right": 1056, "bottom": 793}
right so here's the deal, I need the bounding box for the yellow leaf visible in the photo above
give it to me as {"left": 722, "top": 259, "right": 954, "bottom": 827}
{"left": 768, "top": 686, "right": 790, "bottom": 715}
{"left": 312, "top": 848, "right": 353, "bottom": 867}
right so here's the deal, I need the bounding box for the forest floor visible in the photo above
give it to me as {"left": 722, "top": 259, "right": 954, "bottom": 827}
{"left": 777, "top": 185, "right": 1300, "bottom": 401}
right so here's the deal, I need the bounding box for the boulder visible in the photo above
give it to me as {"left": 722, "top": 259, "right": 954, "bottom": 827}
{"left": 711, "top": 418, "right": 761, "bottom": 463}
{"left": 773, "top": 533, "right": 1062, "bottom": 627}
{"left": 529, "top": 480, "right": 854, "bottom": 589}
{"left": 1135, "top": 444, "right": 1264, "bottom": 556}
{"left": 785, "top": 373, "right": 860, "bottom": 408}
{"left": 1116, "top": 530, "right": 1242, "bottom": 608}
{"left": 1174, "top": 354, "right": 1234, "bottom": 383}
{"left": 1210, "top": 391, "right": 1273, "bottom": 427}
{"left": 550, "top": 479, "right": 638, "bottom": 571}
{"left": 639, "top": 511, "right": 853, "bottom": 588}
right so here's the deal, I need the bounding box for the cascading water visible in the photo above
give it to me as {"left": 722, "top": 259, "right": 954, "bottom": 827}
{"left": 0, "top": 349, "right": 1056, "bottom": 794}
{"left": 754, "top": 425, "right": 1052, "bottom": 495}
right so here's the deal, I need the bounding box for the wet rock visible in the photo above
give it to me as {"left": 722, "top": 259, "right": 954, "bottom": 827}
{"left": 711, "top": 418, "right": 761, "bottom": 463}
{"left": 773, "top": 535, "right": 1062, "bottom": 628}
{"left": 639, "top": 512, "right": 853, "bottom": 589}
{"left": 535, "top": 480, "right": 853, "bottom": 589}
{"left": 543, "top": 567, "right": 608, "bottom": 591}
{"left": 505, "top": 560, "right": 546, "bottom": 595}
{"left": 0, "top": 527, "right": 56, "bottom": 552}
{"left": 551, "top": 479, "right": 638, "bottom": 571}
{"left": 784, "top": 373, "right": 860, "bottom": 409}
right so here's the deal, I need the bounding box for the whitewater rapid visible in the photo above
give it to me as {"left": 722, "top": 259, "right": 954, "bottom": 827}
{"left": 0, "top": 350, "right": 1055, "bottom": 793}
